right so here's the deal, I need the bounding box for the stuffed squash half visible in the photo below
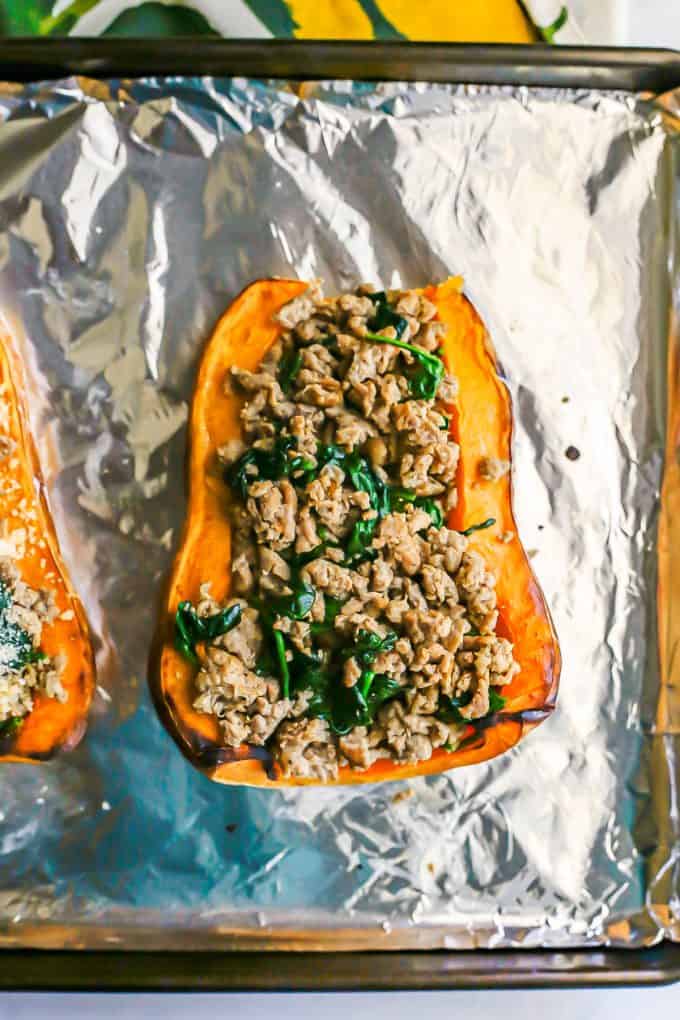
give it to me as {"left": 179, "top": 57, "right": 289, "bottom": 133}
{"left": 0, "top": 336, "right": 95, "bottom": 762}
{"left": 152, "top": 277, "right": 560, "bottom": 786}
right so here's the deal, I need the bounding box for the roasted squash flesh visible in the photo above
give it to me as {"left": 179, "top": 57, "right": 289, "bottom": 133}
{"left": 152, "top": 278, "right": 560, "bottom": 786}
{"left": 0, "top": 336, "right": 95, "bottom": 762}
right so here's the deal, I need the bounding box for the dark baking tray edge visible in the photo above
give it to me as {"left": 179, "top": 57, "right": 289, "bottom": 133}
{"left": 0, "top": 38, "right": 677, "bottom": 990}
{"left": 0, "top": 39, "right": 678, "bottom": 92}
{"left": 0, "top": 945, "right": 678, "bottom": 991}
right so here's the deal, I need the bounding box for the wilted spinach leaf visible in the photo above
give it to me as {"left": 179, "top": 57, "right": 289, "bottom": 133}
{"left": 226, "top": 436, "right": 314, "bottom": 499}
{"left": 272, "top": 579, "right": 316, "bottom": 621}
{"left": 0, "top": 716, "right": 23, "bottom": 739}
{"left": 174, "top": 601, "right": 242, "bottom": 665}
{"left": 363, "top": 331, "right": 444, "bottom": 401}
{"left": 368, "top": 292, "right": 409, "bottom": 339}
{"left": 278, "top": 350, "right": 302, "bottom": 393}
{"left": 488, "top": 689, "right": 507, "bottom": 714}
{"left": 459, "top": 518, "right": 496, "bottom": 537}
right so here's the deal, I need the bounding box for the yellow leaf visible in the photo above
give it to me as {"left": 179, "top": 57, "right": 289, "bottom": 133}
{"left": 375, "top": 0, "right": 535, "bottom": 42}
{"left": 288, "top": 0, "right": 373, "bottom": 39}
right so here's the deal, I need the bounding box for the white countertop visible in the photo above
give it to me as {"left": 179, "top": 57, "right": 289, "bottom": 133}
{"left": 2, "top": 984, "right": 679, "bottom": 1018}
{"left": 2, "top": 1, "right": 679, "bottom": 1016}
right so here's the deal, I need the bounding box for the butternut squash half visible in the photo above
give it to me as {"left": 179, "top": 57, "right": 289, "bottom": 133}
{"left": 0, "top": 336, "right": 95, "bottom": 762}
{"left": 152, "top": 278, "right": 560, "bottom": 786}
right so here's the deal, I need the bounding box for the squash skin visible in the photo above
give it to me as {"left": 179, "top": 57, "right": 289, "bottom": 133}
{"left": 151, "top": 278, "right": 561, "bottom": 786}
{"left": 0, "top": 336, "right": 95, "bottom": 763}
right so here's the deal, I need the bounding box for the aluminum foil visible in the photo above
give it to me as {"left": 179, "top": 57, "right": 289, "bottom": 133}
{"left": 0, "top": 75, "right": 677, "bottom": 951}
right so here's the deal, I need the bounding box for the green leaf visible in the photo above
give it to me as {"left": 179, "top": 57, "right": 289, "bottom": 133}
{"left": 356, "top": 0, "right": 406, "bottom": 40}
{"left": 413, "top": 496, "right": 443, "bottom": 529}
{"left": 273, "top": 579, "right": 316, "bottom": 621}
{"left": 363, "top": 331, "right": 444, "bottom": 401}
{"left": 346, "top": 517, "right": 378, "bottom": 562}
{"left": 488, "top": 689, "right": 507, "bottom": 714}
{"left": 289, "top": 646, "right": 328, "bottom": 694}
{"left": 309, "top": 596, "right": 345, "bottom": 636}
{"left": 321, "top": 669, "right": 400, "bottom": 735}
{"left": 273, "top": 629, "right": 290, "bottom": 699}
{"left": 438, "top": 687, "right": 507, "bottom": 724}
{"left": 387, "top": 489, "right": 443, "bottom": 528}
{"left": 242, "top": 0, "right": 297, "bottom": 36}
{"left": 0, "top": 716, "right": 23, "bottom": 739}
{"left": 539, "top": 4, "right": 569, "bottom": 44}
{"left": 348, "top": 451, "right": 394, "bottom": 517}
{"left": 39, "top": 0, "right": 101, "bottom": 35}
{"left": 174, "top": 600, "right": 242, "bottom": 664}
{"left": 436, "top": 690, "right": 474, "bottom": 724}
{"left": 316, "top": 443, "right": 346, "bottom": 471}
{"left": 278, "top": 350, "right": 303, "bottom": 394}
{"left": 368, "top": 292, "right": 409, "bottom": 339}
{"left": 323, "top": 597, "right": 343, "bottom": 626}
{"left": 226, "top": 435, "right": 312, "bottom": 499}
{"left": 460, "top": 518, "right": 496, "bottom": 537}
{"left": 0, "top": 0, "right": 52, "bottom": 34}
{"left": 348, "top": 629, "right": 397, "bottom": 668}
{"left": 104, "top": 3, "right": 219, "bottom": 36}
{"left": 202, "top": 604, "right": 243, "bottom": 641}
{"left": 365, "top": 674, "right": 401, "bottom": 712}
{"left": 288, "top": 543, "right": 327, "bottom": 569}
{"left": 298, "top": 628, "right": 400, "bottom": 735}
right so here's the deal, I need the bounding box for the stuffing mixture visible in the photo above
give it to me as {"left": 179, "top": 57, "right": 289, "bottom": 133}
{"left": 0, "top": 558, "right": 66, "bottom": 736}
{"left": 0, "top": 385, "right": 66, "bottom": 740}
{"left": 182, "top": 283, "right": 518, "bottom": 780}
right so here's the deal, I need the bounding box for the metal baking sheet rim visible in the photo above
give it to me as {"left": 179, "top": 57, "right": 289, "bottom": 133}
{"left": 0, "top": 42, "right": 677, "bottom": 988}
{"left": 0, "top": 39, "right": 678, "bottom": 91}
{"left": 0, "top": 946, "right": 679, "bottom": 992}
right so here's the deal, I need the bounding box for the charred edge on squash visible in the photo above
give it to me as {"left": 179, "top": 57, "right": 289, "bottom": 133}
{"left": 163, "top": 689, "right": 273, "bottom": 770}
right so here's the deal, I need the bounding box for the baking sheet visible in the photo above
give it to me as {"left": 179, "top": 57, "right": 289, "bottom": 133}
{"left": 0, "top": 74, "right": 677, "bottom": 951}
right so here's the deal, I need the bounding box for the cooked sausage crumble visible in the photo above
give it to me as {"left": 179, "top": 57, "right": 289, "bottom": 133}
{"left": 187, "top": 283, "right": 518, "bottom": 781}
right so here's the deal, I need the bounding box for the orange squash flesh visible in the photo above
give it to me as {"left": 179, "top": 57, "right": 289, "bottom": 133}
{"left": 152, "top": 278, "right": 561, "bottom": 786}
{"left": 0, "top": 336, "right": 95, "bottom": 762}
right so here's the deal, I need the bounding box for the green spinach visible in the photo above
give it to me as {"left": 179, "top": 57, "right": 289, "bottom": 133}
{"left": 309, "top": 596, "right": 345, "bottom": 636}
{"left": 488, "top": 689, "right": 507, "bottom": 714}
{"left": 226, "top": 436, "right": 314, "bottom": 499}
{"left": 273, "top": 630, "right": 291, "bottom": 699}
{"left": 368, "top": 292, "right": 409, "bottom": 339}
{"left": 320, "top": 670, "right": 401, "bottom": 734}
{"left": 347, "top": 629, "right": 397, "bottom": 668}
{"left": 278, "top": 349, "right": 302, "bottom": 393}
{"left": 272, "top": 579, "right": 316, "bottom": 621}
{"left": 0, "top": 716, "right": 23, "bottom": 739}
{"left": 174, "top": 601, "right": 242, "bottom": 665}
{"left": 291, "top": 628, "right": 400, "bottom": 735}
{"left": 459, "top": 518, "right": 496, "bottom": 537}
{"left": 387, "top": 488, "right": 443, "bottom": 528}
{"left": 363, "top": 331, "right": 444, "bottom": 400}
{"left": 436, "top": 690, "right": 474, "bottom": 724}
{"left": 437, "top": 686, "right": 507, "bottom": 724}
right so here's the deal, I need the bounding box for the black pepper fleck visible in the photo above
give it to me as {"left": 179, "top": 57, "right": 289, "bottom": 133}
{"left": 565, "top": 446, "right": 580, "bottom": 461}
{"left": 538, "top": 525, "right": 544, "bottom": 531}
{"left": 561, "top": 396, "right": 570, "bottom": 404}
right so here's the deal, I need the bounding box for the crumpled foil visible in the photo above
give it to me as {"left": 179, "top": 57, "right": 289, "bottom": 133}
{"left": 0, "top": 75, "right": 677, "bottom": 952}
